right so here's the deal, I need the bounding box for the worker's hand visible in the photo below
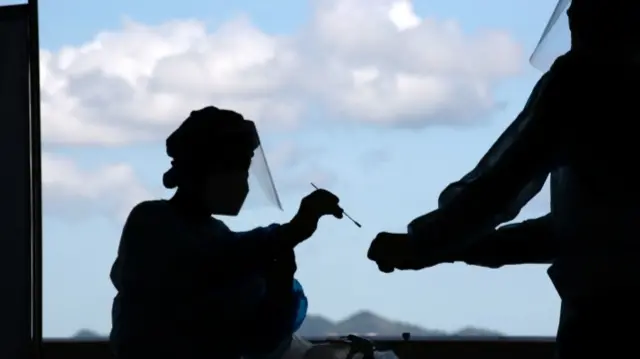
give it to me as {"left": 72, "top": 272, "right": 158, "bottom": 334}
{"left": 367, "top": 232, "right": 420, "bottom": 272}
{"left": 367, "top": 232, "right": 454, "bottom": 273}
{"left": 289, "top": 189, "right": 343, "bottom": 241}
{"left": 298, "top": 189, "right": 343, "bottom": 220}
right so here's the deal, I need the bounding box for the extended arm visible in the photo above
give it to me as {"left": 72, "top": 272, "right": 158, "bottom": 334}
{"left": 440, "top": 110, "right": 558, "bottom": 237}
{"left": 462, "top": 213, "right": 556, "bottom": 268}
{"left": 195, "top": 222, "right": 309, "bottom": 277}
{"left": 409, "top": 70, "right": 566, "bottom": 245}
{"left": 122, "top": 202, "right": 308, "bottom": 279}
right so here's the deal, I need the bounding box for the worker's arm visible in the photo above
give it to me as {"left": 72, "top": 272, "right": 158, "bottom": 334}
{"left": 442, "top": 98, "right": 560, "bottom": 235}
{"left": 462, "top": 214, "right": 556, "bottom": 268}
{"left": 122, "top": 201, "right": 308, "bottom": 279}
{"left": 408, "top": 65, "right": 569, "bottom": 248}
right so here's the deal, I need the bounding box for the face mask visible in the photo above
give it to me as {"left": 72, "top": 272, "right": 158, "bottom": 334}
{"left": 204, "top": 172, "right": 250, "bottom": 216}
{"left": 165, "top": 112, "right": 283, "bottom": 213}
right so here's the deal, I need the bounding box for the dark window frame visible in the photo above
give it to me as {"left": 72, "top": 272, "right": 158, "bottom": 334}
{"left": 2, "top": 2, "right": 559, "bottom": 359}
{"left": 42, "top": 337, "right": 557, "bottom": 359}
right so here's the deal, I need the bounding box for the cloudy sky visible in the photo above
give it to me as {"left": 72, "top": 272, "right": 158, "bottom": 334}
{"left": 4, "top": 0, "right": 566, "bottom": 337}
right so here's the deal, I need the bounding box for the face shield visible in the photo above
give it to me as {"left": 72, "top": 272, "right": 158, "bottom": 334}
{"left": 243, "top": 122, "right": 284, "bottom": 211}
{"left": 164, "top": 107, "right": 283, "bottom": 213}
{"left": 530, "top": 0, "right": 572, "bottom": 72}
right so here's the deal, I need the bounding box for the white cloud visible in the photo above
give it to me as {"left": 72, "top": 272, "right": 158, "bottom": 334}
{"left": 40, "top": 141, "right": 327, "bottom": 220}
{"left": 259, "top": 141, "right": 336, "bottom": 194}
{"left": 42, "top": 153, "right": 150, "bottom": 221}
{"left": 40, "top": 0, "right": 522, "bottom": 146}
{"left": 39, "top": 0, "right": 523, "bottom": 219}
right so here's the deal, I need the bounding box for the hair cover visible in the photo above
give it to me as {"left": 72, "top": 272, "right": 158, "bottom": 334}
{"left": 162, "top": 106, "right": 259, "bottom": 189}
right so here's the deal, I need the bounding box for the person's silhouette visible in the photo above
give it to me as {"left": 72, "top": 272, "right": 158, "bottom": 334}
{"left": 368, "top": 1, "right": 640, "bottom": 357}
{"left": 109, "top": 106, "right": 343, "bottom": 359}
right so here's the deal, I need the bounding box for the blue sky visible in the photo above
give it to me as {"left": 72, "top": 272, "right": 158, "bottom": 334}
{"left": 1, "top": 0, "right": 568, "bottom": 337}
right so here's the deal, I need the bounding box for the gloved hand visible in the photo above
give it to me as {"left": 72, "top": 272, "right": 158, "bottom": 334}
{"left": 367, "top": 232, "right": 457, "bottom": 273}
{"left": 368, "top": 209, "right": 460, "bottom": 273}
{"left": 289, "top": 189, "right": 343, "bottom": 243}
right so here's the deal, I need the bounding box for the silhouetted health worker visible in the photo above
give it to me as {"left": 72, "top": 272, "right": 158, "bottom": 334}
{"left": 109, "top": 106, "right": 343, "bottom": 359}
{"left": 368, "top": 0, "right": 640, "bottom": 357}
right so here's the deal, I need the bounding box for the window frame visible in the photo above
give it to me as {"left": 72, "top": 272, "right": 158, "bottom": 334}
{"left": 4, "top": 2, "right": 560, "bottom": 358}
{"left": 42, "top": 337, "right": 557, "bottom": 359}
{"left": 0, "top": 2, "right": 42, "bottom": 359}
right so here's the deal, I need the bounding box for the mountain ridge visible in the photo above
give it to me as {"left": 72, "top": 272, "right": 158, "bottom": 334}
{"left": 297, "top": 310, "right": 502, "bottom": 337}
{"left": 71, "top": 310, "right": 503, "bottom": 338}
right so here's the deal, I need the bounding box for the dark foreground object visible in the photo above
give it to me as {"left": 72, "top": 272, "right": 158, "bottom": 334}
{"left": 42, "top": 337, "right": 556, "bottom": 359}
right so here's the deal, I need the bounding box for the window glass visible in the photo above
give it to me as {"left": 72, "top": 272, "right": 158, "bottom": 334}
{"left": 41, "top": 0, "right": 561, "bottom": 339}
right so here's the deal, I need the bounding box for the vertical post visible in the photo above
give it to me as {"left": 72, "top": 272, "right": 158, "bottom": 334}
{"left": 0, "top": 4, "right": 34, "bottom": 359}
{"left": 28, "top": 0, "right": 43, "bottom": 357}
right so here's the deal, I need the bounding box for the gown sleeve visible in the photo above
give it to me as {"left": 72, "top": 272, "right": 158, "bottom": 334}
{"left": 407, "top": 56, "right": 573, "bottom": 249}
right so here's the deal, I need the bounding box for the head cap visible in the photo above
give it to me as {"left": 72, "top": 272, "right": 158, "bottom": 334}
{"left": 163, "top": 106, "right": 259, "bottom": 188}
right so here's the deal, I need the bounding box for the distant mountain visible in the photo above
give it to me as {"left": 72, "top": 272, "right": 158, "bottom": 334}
{"left": 71, "top": 310, "right": 502, "bottom": 339}
{"left": 72, "top": 329, "right": 103, "bottom": 339}
{"left": 297, "top": 310, "right": 502, "bottom": 337}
